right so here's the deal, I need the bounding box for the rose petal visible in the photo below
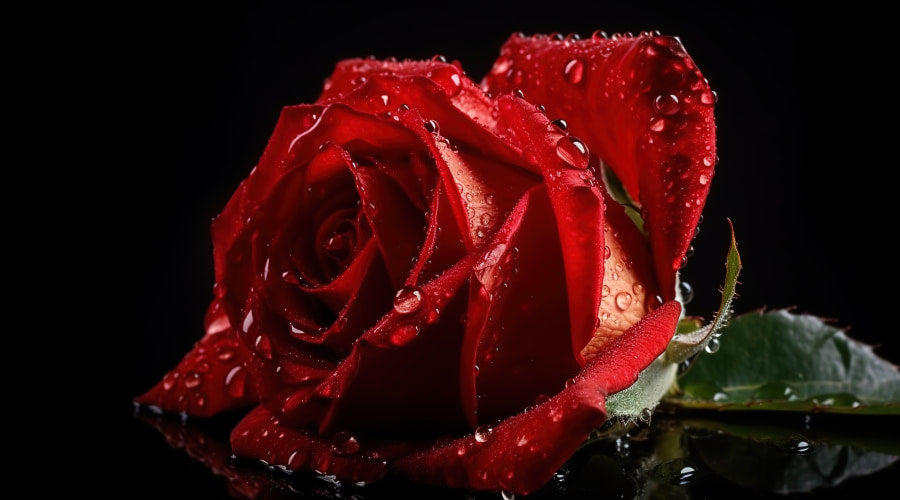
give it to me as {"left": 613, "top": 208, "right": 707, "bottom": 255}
{"left": 311, "top": 250, "right": 483, "bottom": 435}
{"left": 582, "top": 189, "right": 662, "bottom": 360}
{"left": 394, "top": 300, "right": 681, "bottom": 494}
{"left": 351, "top": 162, "right": 425, "bottom": 289}
{"left": 230, "top": 406, "right": 399, "bottom": 483}
{"left": 319, "top": 58, "right": 496, "bottom": 131}
{"left": 405, "top": 181, "right": 468, "bottom": 288}
{"left": 495, "top": 95, "right": 606, "bottom": 364}
{"left": 460, "top": 185, "right": 581, "bottom": 425}
{"left": 319, "top": 61, "right": 535, "bottom": 174}
{"left": 484, "top": 33, "right": 715, "bottom": 298}
{"left": 136, "top": 299, "right": 257, "bottom": 417}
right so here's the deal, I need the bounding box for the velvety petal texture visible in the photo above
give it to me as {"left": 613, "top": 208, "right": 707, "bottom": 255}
{"left": 138, "top": 31, "right": 715, "bottom": 495}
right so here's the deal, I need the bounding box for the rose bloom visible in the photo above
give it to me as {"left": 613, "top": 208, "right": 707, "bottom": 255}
{"left": 138, "top": 31, "right": 715, "bottom": 494}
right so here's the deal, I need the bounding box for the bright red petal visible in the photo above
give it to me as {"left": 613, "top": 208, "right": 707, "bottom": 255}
{"left": 484, "top": 33, "right": 716, "bottom": 298}
{"left": 136, "top": 300, "right": 258, "bottom": 417}
{"left": 394, "top": 300, "right": 681, "bottom": 494}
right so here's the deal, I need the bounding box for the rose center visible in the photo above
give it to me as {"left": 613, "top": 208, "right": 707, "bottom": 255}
{"left": 322, "top": 219, "right": 357, "bottom": 266}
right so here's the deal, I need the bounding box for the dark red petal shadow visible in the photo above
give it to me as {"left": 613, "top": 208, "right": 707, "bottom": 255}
{"left": 394, "top": 301, "right": 681, "bottom": 494}
{"left": 136, "top": 300, "right": 257, "bottom": 417}
{"left": 484, "top": 33, "right": 715, "bottom": 298}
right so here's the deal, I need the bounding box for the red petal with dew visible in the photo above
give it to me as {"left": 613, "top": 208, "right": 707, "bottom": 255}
{"left": 484, "top": 33, "right": 716, "bottom": 298}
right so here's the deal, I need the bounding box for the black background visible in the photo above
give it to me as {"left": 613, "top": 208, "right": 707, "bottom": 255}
{"left": 103, "top": 1, "right": 898, "bottom": 497}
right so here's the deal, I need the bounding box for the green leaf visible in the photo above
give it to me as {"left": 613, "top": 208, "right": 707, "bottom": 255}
{"left": 665, "top": 220, "right": 742, "bottom": 363}
{"left": 665, "top": 310, "right": 900, "bottom": 414}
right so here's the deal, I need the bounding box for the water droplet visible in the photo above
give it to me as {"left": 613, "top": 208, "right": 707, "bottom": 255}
{"left": 591, "top": 30, "right": 608, "bottom": 39}
{"left": 563, "top": 59, "right": 584, "bottom": 84}
{"left": 242, "top": 310, "right": 255, "bottom": 333}
{"left": 484, "top": 193, "right": 495, "bottom": 205}
{"left": 698, "top": 173, "right": 710, "bottom": 186}
{"left": 184, "top": 372, "right": 202, "bottom": 389}
{"left": 162, "top": 374, "right": 176, "bottom": 391}
{"left": 423, "top": 119, "right": 440, "bottom": 134}
{"left": 516, "top": 435, "right": 529, "bottom": 447}
{"left": 491, "top": 57, "right": 512, "bottom": 75}
{"left": 601, "top": 285, "right": 610, "bottom": 298}
{"left": 548, "top": 118, "right": 568, "bottom": 132}
{"left": 474, "top": 425, "right": 493, "bottom": 443}
{"left": 502, "top": 491, "right": 516, "bottom": 500}
{"left": 556, "top": 136, "right": 589, "bottom": 169}
{"left": 700, "top": 90, "right": 718, "bottom": 105}
{"left": 792, "top": 436, "right": 812, "bottom": 455}
{"left": 224, "top": 365, "right": 246, "bottom": 398}
{"left": 254, "top": 335, "right": 273, "bottom": 358}
{"left": 650, "top": 118, "right": 666, "bottom": 132}
{"left": 195, "top": 394, "right": 206, "bottom": 408}
{"left": 432, "top": 54, "right": 448, "bottom": 63}
{"left": 678, "top": 281, "right": 694, "bottom": 304}
{"left": 640, "top": 407, "right": 653, "bottom": 423}
{"left": 632, "top": 283, "right": 644, "bottom": 295}
{"left": 615, "top": 292, "right": 633, "bottom": 310}
{"left": 431, "top": 66, "right": 462, "bottom": 96}
{"left": 712, "top": 391, "right": 729, "bottom": 402}
{"left": 393, "top": 288, "right": 423, "bottom": 314}
{"left": 331, "top": 431, "right": 361, "bottom": 456}
{"left": 654, "top": 459, "right": 696, "bottom": 485}
{"left": 216, "top": 346, "right": 236, "bottom": 361}
{"left": 390, "top": 324, "right": 420, "bottom": 345}
{"left": 604, "top": 245, "right": 611, "bottom": 259}
{"left": 513, "top": 88, "right": 525, "bottom": 99}
{"left": 654, "top": 94, "right": 681, "bottom": 116}
{"left": 705, "top": 337, "right": 721, "bottom": 354}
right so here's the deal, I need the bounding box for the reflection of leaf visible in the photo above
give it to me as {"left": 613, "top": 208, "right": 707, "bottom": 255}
{"left": 683, "top": 417, "right": 899, "bottom": 494}
{"left": 667, "top": 310, "right": 900, "bottom": 414}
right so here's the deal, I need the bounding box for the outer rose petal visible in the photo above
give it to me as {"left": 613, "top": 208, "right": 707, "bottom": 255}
{"left": 394, "top": 301, "right": 681, "bottom": 494}
{"left": 319, "top": 58, "right": 496, "bottom": 131}
{"left": 136, "top": 300, "right": 258, "bottom": 417}
{"left": 230, "top": 406, "right": 403, "bottom": 483}
{"left": 484, "top": 33, "right": 716, "bottom": 298}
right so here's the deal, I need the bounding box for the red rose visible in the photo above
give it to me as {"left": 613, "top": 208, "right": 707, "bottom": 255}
{"left": 138, "top": 31, "right": 715, "bottom": 494}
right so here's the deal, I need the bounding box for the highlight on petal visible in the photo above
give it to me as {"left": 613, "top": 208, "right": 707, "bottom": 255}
{"left": 394, "top": 301, "right": 681, "bottom": 494}
{"left": 484, "top": 33, "right": 716, "bottom": 298}
{"left": 136, "top": 300, "right": 258, "bottom": 417}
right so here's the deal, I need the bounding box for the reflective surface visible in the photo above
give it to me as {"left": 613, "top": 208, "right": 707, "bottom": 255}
{"left": 128, "top": 407, "right": 899, "bottom": 499}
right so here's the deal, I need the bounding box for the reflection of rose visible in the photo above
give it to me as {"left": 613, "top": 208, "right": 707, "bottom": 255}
{"left": 138, "top": 31, "right": 715, "bottom": 494}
